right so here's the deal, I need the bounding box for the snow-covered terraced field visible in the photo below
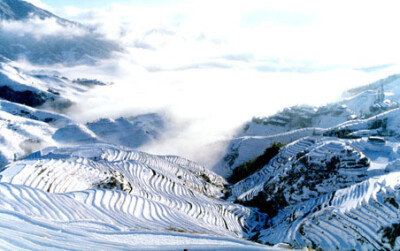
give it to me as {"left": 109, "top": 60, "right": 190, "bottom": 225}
{"left": 0, "top": 144, "right": 279, "bottom": 250}
{"left": 259, "top": 172, "right": 400, "bottom": 250}
{"left": 222, "top": 76, "right": 400, "bottom": 176}
{"left": 215, "top": 127, "right": 323, "bottom": 175}
{"left": 230, "top": 137, "right": 318, "bottom": 201}
{"left": 0, "top": 182, "right": 274, "bottom": 250}
{"left": 225, "top": 131, "right": 400, "bottom": 249}
{"left": 230, "top": 136, "right": 370, "bottom": 202}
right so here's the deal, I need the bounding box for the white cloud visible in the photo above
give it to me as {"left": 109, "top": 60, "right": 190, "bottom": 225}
{"left": 0, "top": 17, "right": 86, "bottom": 39}
{"left": 55, "top": 0, "right": 400, "bottom": 70}
{"left": 23, "top": 0, "right": 53, "bottom": 11}
{"left": 17, "top": 0, "right": 400, "bottom": 167}
{"left": 48, "top": 53, "right": 398, "bottom": 168}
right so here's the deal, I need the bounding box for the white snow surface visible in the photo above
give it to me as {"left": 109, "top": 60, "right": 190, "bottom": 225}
{"left": 0, "top": 144, "right": 279, "bottom": 250}
{"left": 216, "top": 75, "right": 400, "bottom": 174}
{"left": 0, "top": 59, "right": 170, "bottom": 167}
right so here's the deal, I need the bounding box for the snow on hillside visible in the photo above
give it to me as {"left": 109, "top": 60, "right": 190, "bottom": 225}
{"left": 223, "top": 129, "right": 400, "bottom": 249}
{"left": 205, "top": 73, "right": 400, "bottom": 249}
{"left": 344, "top": 74, "right": 400, "bottom": 100}
{"left": 0, "top": 59, "right": 87, "bottom": 108}
{"left": 0, "top": 144, "right": 279, "bottom": 250}
{"left": 86, "top": 113, "right": 166, "bottom": 148}
{"left": 0, "top": 0, "right": 65, "bottom": 21}
{"left": 0, "top": 58, "right": 89, "bottom": 165}
{"left": 258, "top": 172, "right": 400, "bottom": 250}
{"left": 51, "top": 113, "right": 167, "bottom": 147}
{"left": 217, "top": 74, "right": 400, "bottom": 174}
{"left": 0, "top": 0, "right": 121, "bottom": 65}
{"left": 0, "top": 105, "right": 55, "bottom": 167}
{"left": 0, "top": 102, "right": 171, "bottom": 170}
{"left": 0, "top": 58, "right": 172, "bottom": 173}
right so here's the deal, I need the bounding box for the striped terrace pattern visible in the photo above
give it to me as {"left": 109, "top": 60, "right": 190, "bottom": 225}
{"left": 259, "top": 173, "right": 400, "bottom": 250}
{"left": 0, "top": 144, "right": 266, "bottom": 239}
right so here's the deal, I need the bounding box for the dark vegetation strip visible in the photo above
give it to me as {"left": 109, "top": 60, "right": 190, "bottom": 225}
{"left": 228, "top": 142, "right": 283, "bottom": 184}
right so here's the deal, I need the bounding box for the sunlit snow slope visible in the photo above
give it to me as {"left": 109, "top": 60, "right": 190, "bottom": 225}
{"left": 0, "top": 57, "right": 170, "bottom": 169}
{"left": 0, "top": 144, "right": 279, "bottom": 250}
{"left": 213, "top": 74, "right": 400, "bottom": 250}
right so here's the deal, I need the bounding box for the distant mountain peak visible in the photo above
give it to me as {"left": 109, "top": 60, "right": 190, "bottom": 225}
{"left": 0, "top": 0, "right": 121, "bottom": 65}
{"left": 0, "top": 0, "right": 55, "bottom": 20}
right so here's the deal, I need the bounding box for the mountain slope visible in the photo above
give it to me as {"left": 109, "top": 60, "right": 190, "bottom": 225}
{"left": 0, "top": 58, "right": 79, "bottom": 108}
{"left": 0, "top": 0, "right": 121, "bottom": 65}
{"left": 209, "top": 74, "right": 400, "bottom": 249}
{"left": 219, "top": 110, "right": 400, "bottom": 249}
{"left": 0, "top": 144, "right": 277, "bottom": 250}
{"left": 0, "top": 58, "right": 170, "bottom": 170}
{"left": 0, "top": 0, "right": 57, "bottom": 20}
{"left": 216, "top": 73, "right": 400, "bottom": 175}
{"left": 259, "top": 172, "right": 400, "bottom": 250}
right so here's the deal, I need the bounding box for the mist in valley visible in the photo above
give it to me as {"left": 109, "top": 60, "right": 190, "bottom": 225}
{"left": 14, "top": 0, "right": 400, "bottom": 167}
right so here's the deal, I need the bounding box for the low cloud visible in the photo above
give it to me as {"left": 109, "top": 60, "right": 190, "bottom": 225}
{"left": 13, "top": 0, "right": 400, "bottom": 168}
{"left": 45, "top": 55, "right": 398, "bottom": 169}
{"left": 0, "top": 17, "right": 86, "bottom": 39}
{"left": 146, "top": 61, "right": 233, "bottom": 72}
{"left": 0, "top": 15, "right": 120, "bottom": 65}
{"left": 221, "top": 54, "right": 255, "bottom": 63}
{"left": 356, "top": 64, "right": 396, "bottom": 73}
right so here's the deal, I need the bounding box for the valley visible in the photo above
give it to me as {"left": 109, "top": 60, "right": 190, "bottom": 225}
{"left": 1, "top": 0, "right": 400, "bottom": 250}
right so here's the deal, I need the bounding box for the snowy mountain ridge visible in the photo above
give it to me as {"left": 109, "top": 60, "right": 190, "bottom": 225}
{"left": 0, "top": 57, "right": 170, "bottom": 169}
{"left": 0, "top": 0, "right": 121, "bottom": 65}
{"left": 217, "top": 74, "right": 400, "bottom": 174}
{"left": 206, "top": 74, "right": 400, "bottom": 249}
{"left": 0, "top": 0, "right": 59, "bottom": 21}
